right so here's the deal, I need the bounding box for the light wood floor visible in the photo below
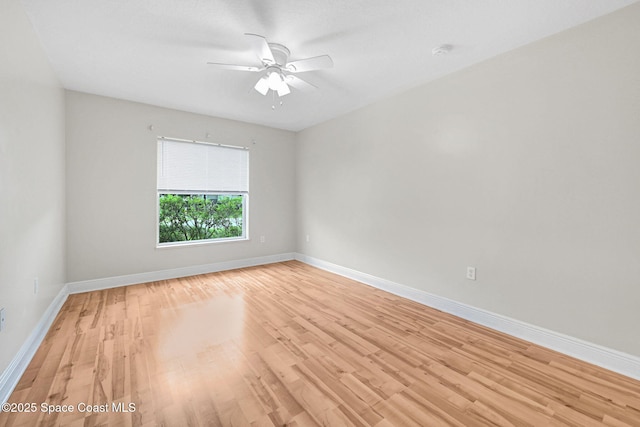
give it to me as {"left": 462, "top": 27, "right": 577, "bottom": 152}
{"left": 2, "top": 261, "right": 639, "bottom": 426}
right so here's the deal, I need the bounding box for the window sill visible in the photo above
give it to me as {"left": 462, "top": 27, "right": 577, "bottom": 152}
{"left": 156, "top": 236, "right": 249, "bottom": 249}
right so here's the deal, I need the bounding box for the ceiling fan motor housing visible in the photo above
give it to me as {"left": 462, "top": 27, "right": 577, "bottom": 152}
{"left": 267, "top": 43, "right": 290, "bottom": 67}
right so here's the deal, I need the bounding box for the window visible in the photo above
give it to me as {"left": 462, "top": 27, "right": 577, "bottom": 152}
{"left": 157, "top": 137, "right": 249, "bottom": 246}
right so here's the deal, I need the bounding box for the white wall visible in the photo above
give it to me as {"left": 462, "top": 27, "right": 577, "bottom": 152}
{"left": 296, "top": 3, "right": 640, "bottom": 357}
{"left": 0, "top": 0, "right": 66, "bottom": 373}
{"left": 65, "top": 91, "right": 296, "bottom": 282}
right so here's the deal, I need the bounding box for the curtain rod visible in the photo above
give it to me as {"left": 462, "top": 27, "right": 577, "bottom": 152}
{"left": 158, "top": 136, "right": 249, "bottom": 150}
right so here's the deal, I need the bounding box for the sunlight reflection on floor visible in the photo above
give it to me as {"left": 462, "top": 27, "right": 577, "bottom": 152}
{"left": 159, "top": 294, "right": 245, "bottom": 362}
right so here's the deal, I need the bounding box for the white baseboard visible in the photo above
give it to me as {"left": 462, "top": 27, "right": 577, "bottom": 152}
{"left": 295, "top": 253, "right": 640, "bottom": 381}
{"left": 66, "top": 252, "right": 295, "bottom": 294}
{"left": 4, "top": 251, "right": 637, "bottom": 405}
{"left": 0, "top": 252, "right": 295, "bottom": 404}
{"left": 0, "top": 285, "right": 69, "bottom": 404}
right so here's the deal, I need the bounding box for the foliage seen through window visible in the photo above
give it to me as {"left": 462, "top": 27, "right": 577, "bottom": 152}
{"left": 159, "top": 194, "right": 243, "bottom": 243}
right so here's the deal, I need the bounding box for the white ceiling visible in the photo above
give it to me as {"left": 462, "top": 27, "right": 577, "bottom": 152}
{"left": 20, "top": 0, "right": 638, "bottom": 132}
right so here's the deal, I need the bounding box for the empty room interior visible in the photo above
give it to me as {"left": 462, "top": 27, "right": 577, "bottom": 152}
{"left": 1, "top": 0, "right": 640, "bottom": 425}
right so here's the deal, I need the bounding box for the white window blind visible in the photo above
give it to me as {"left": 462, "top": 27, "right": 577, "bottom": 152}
{"left": 157, "top": 138, "right": 249, "bottom": 193}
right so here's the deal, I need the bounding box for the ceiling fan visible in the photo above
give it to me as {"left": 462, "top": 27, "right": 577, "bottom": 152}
{"left": 207, "top": 33, "right": 333, "bottom": 98}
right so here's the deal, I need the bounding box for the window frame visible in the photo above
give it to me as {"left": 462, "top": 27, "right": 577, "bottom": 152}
{"left": 155, "top": 137, "right": 249, "bottom": 248}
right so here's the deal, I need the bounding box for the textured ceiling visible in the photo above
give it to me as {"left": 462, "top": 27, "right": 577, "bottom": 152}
{"left": 20, "top": 0, "right": 638, "bottom": 131}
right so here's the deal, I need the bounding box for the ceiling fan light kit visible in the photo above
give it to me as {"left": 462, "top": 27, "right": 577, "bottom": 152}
{"left": 207, "top": 33, "right": 333, "bottom": 105}
{"left": 254, "top": 76, "right": 269, "bottom": 95}
{"left": 276, "top": 80, "right": 290, "bottom": 96}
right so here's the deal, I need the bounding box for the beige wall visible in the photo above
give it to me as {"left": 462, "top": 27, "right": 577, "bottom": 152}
{"left": 0, "top": 0, "right": 66, "bottom": 372}
{"left": 3, "top": 0, "right": 639, "bottom": 379}
{"left": 296, "top": 4, "right": 640, "bottom": 357}
{"left": 65, "top": 91, "right": 296, "bottom": 282}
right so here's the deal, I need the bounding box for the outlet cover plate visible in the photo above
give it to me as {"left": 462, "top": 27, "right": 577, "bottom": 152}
{"left": 466, "top": 267, "right": 476, "bottom": 280}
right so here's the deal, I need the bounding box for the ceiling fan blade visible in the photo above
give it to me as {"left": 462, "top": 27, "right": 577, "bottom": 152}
{"left": 207, "top": 62, "right": 263, "bottom": 72}
{"left": 245, "top": 33, "right": 275, "bottom": 65}
{"left": 284, "top": 75, "right": 317, "bottom": 91}
{"left": 286, "top": 55, "right": 333, "bottom": 73}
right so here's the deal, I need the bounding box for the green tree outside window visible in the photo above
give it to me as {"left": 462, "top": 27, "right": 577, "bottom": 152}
{"left": 159, "top": 194, "right": 243, "bottom": 243}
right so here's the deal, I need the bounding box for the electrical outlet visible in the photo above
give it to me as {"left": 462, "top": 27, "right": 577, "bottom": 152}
{"left": 260, "top": 235, "right": 265, "bottom": 243}
{"left": 466, "top": 266, "right": 476, "bottom": 281}
{"left": 0, "top": 308, "right": 5, "bottom": 332}
{"left": 34, "top": 277, "right": 39, "bottom": 295}
{"left": 305, "top": 234, "right": 310, "bottom": 242}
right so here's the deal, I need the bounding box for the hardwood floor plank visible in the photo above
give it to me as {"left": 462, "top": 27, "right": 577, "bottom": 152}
{"left": 2, "top": 261, "right": 639, "bottom": 426}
